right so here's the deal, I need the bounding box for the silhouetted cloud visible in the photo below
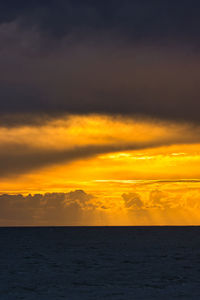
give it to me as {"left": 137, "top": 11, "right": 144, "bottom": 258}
{"left": 0, "top": 190, "right": 94, "bottom": 226}
{"left": 121, "top": 189, "right": 191, "bottom": 210}
{"left": 122, "top": 193, "right": 144, "bottom": 209}
{"left": 64, "top": 190, "right": 94, "bottom": 208}
{"left": 1, "top": 187, "right": 200, "bottom": 226}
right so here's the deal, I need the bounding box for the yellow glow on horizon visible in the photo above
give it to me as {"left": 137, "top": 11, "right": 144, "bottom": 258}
{"left": 1, "top": 114, "right": 200, "bottom": 225}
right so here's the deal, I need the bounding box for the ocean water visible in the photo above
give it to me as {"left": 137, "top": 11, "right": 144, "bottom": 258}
{"left": 0, "top": 227, "right": 200, "bottom": 299}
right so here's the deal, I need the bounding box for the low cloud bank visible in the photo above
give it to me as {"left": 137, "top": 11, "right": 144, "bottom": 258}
{"left": 1, "top": 186, "right": 200, "bottom": 226}
{"left": 122, "top": 189, "right": 200, "bottom": 210}
{"left": 0, "top": 190, "right": 94, "bottom": 226}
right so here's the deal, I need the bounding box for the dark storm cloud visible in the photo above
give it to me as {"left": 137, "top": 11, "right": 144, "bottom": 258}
{"left": 1, "top": 1, "right": 200, "bottom": 124}
{"left": 0, "top": 190, "right": 94, "bottom": 226}
{"left": 1, "top": 0, "right": 200, "bottom": 41}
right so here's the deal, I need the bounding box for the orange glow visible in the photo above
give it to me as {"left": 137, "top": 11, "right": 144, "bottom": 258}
{"left": 1, "top": 114, "right": 200, "bottom": 225}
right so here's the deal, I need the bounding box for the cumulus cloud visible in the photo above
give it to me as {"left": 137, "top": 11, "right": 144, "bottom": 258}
{"left": 64, "top": 190, "right": 94, "bottom": 209}
{"left": 148, "top": 190, "right": 174, "bottom": 209}
{"left": 1, "top": 187, "right": 200, "bottom": 226}
{"left": 122, "top": 192, "right": 144, "bottom": 209}
{"left": 0, "top": 190, "right": 95, "bottom": 226}
{"left": 121, "top": 187, "right": 200, "bottom": 211}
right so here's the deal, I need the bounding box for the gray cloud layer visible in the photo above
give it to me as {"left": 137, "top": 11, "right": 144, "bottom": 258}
{"left": 0, "top": 19, "right": 200, "bottom": 125}
{"left": 1, "top": 1, "right": 200, "bottom": 42}
{"left": 1, "top": 128, "right": 199, "bottom": 178}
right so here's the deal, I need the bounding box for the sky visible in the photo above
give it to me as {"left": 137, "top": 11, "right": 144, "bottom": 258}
{"left": 1, "top": 0, "right": 200, "bottom": 225}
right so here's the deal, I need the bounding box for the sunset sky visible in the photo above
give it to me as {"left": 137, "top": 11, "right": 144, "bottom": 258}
{"left": 1, "top": 0, "right": 200, "bottom": 225}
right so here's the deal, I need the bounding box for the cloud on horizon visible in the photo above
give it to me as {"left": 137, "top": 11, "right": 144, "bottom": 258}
{"left": 121, "top": 189, "right": 200, "bottom": 211}
{"left": 122, "top": 192, "right": 144, "bottom": 209}
{"left": 1, "top": 186, "right": 200, "bottom": 226}
{"left": 0, "top": 190, "right": 95, "bottom": 226}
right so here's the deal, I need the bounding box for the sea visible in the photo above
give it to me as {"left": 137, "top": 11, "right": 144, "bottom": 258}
{"left": 0, "top": 226, "right": 200, "bottom": 299}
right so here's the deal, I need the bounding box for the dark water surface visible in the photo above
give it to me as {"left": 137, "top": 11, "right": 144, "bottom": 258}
{"left": 0, "top": 226, "right": 200, "bottom": 299}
